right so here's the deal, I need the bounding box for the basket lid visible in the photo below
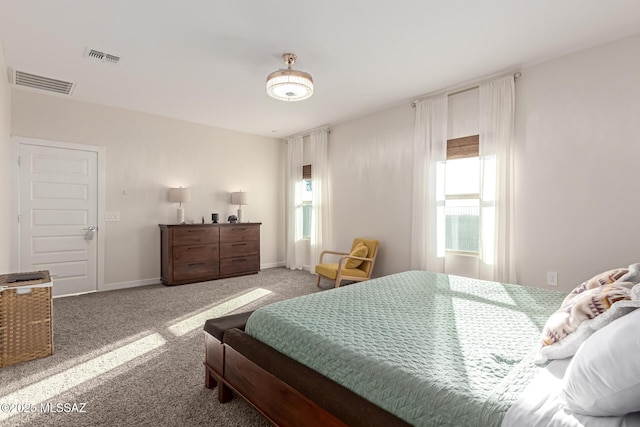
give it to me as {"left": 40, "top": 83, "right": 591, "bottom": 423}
{"left": 0, "top": 270, "right": 52, "bottom": 289}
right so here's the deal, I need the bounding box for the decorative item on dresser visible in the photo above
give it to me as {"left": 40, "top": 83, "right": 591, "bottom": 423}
{"left": 168, "top": 186, "right": 191, "bottom": 224}
{"left": 230, "top": 191, "right": 248, "bottom": 223}
{"left": 159, "top": 223, "right": 261, "bottom": 286}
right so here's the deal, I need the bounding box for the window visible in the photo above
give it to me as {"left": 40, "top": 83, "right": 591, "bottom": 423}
{"left": 302, "top": 165, "right": 312, "bottom": 239}
{"left": 444, "top": 135, "right": 479, "bottom": 254}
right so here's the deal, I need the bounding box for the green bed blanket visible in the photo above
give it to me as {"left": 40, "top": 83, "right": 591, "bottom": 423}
{"left": 245, "top": 270, "right": 565, "bottom": 426}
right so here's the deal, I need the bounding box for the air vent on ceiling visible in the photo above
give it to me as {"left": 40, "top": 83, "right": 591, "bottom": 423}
{"left": 85, "top": 48, "right": 121, "bottom": 65}
{"left": 10, "top": 69, "right": 76, "bottom": 95}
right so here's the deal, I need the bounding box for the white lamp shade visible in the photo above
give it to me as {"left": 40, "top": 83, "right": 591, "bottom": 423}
{"left": 231, "top": 191, "right": 248, "bottom": 205}
{"left": 169, "top": 187, "right": 191, "bottom": 203}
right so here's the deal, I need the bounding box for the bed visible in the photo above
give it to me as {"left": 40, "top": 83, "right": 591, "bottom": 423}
{"left": 203, "top": 269, "right": 640, "bottom": 426}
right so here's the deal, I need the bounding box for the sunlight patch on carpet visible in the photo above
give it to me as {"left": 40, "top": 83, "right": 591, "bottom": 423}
{"left": 0, "top": 332, "right": 166, "bottom": 422}
{"left": 167, "top": 288, "right": 272, "bottom": 337}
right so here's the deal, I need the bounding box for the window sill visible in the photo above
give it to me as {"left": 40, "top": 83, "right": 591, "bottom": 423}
{"left": 445, "top": 250, "right": 479, "bottom": 257}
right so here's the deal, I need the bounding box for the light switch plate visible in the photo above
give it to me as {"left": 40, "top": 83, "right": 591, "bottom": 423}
{"left": 547, "top": 271, "right": 558, "bottom": 287}
{"left": 105, "top": 211, "right": 120, "bottom": 222}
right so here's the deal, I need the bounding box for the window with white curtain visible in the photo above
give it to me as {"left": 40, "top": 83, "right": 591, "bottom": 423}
{"left": 444, "top": 135, "right": 480, "bottom": 254}
{"left": 411, "top": 75, "right": 515, "bottom": 281}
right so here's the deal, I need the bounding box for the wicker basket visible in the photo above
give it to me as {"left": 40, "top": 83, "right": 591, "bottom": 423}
{"left": 0, "top": 271, "right": 53, "bottom": 367}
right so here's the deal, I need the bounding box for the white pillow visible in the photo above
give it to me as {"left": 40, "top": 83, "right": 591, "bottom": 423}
{"left": 560, "top": 306, "right": 640, "bottom": 416}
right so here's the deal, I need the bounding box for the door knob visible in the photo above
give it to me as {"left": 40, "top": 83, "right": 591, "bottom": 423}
{"left": 85, "top": 226, "right": 97, "bottom": 240}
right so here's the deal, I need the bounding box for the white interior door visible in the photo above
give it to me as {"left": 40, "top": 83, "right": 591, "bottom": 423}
{"left": 19, "top": 143, "right": 99, "bottom": 297}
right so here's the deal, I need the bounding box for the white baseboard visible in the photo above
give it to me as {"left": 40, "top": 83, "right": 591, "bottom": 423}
{"left": 260, "top": 261, "right": 285, "bottom": 270}
{"left": 100, "top": 263, "right": 310, "bottom": 290}
{"left": 260, "top": 262, "right": 314, "bottom": 272}
{"left": 101, "top": 277, "right": 160, "bottom": 292}
{"left": 100, "top": 264, "right": 306, "bottom": 290}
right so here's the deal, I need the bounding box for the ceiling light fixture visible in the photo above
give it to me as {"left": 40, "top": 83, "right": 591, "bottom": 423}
{"left": 266, "top": 53, "right": 313, "bottom": 102}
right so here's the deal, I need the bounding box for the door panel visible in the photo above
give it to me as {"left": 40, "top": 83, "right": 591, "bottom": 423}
{"left": 33, "top": 235, "right": 87, "bottom": 253}
{"left": 32, "top": 209, "right": 88, "bottom": 226}
{"left": 19, "top": 144, "right": 98, "bottom": 297}
{"left": 32, "top": 182, "right": 88, "bottom": 200}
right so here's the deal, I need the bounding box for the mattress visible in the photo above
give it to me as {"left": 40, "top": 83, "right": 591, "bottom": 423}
{"left": 245, "top": 270, "right": 565, "bottom": 426}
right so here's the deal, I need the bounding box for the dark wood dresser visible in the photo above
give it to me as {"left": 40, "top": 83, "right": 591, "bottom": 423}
{"left": 159, "top": 223, "right": 261, "bottom": 286}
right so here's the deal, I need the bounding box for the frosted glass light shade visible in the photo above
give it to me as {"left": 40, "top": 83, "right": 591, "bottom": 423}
{"left": 266, "top": 72, "right": 313, "bottom": 101}
{"left": 266, "top": 53, "right": 313, "bottom": 102}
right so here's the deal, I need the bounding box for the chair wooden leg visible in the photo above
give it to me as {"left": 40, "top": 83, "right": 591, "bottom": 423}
{"left": 335, "top": 278, "right": 341, "bottom": 288}
{"left": 316, "top": 275, "right": 322, "bottom": 287}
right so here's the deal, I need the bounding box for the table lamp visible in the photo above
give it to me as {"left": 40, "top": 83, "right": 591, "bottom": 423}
{"left": 169, "top": 187, "right": 191, "bottom": 224}
{"left": 231, "top": 191, "right": 248, "bottom": 223}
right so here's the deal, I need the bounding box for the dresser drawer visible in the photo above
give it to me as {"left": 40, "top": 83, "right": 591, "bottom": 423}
{"left": 173, "top": 261, "right": 219, "bottom": 282}
{"left": 173, "top": 227, "right": 219, "bottom": 245}
{"left": 173, "top": 243, "right": 219, "bottom": 264}
{"left": 220, "top": 256, "right": 259, "bottom": 276}
{"left": 220, "top": 241, "right": 259, "bottom": 259}
{"left": 220, "top": 226, "right": 259, "bottom": 243}
{"left": 160, "top": 223, "right": 260, "bottom": 286}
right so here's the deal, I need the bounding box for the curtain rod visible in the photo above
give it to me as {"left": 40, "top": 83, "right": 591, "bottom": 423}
{"left": 411, "top": 72, "right": 522, "bottom": 108}
{"left": 286, "top": 126, "right": 331, "bottom": 139}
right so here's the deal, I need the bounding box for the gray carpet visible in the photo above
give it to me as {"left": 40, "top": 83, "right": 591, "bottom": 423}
{"left": 0, "top": 268, "right": 326, "bottom": 427}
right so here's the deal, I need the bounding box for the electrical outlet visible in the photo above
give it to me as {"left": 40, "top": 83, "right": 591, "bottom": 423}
{"left": 105, "top": 211, "right": 120, "bottom": 222}
{"left": 547, "top": 271, "right": 558, "bottom": 287}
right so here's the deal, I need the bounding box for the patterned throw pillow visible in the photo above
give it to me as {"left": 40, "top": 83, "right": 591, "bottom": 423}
{"left": 540, "top": 284, "right": 630, "bottom": 347}
{"left": 560, "top": 268, "right": 628, "bottom": 307}
{"left": 535, "top": 266, "right": 640, "bottom": 364}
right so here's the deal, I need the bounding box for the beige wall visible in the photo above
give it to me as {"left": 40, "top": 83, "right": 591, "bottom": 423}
{"left": 329, "top": 33, "right": 640, "bottom": 291}
{"left": 11, "top": 91, "right": 285, "bottom": 288}
{"left": 0, "top": 43, "right": 11, "bottom": 273}
{"left": 515, "top": 33, "right": 640, "bottom": 290}
{"left": 329, "top": 105, "right": 415, "bottom": 277}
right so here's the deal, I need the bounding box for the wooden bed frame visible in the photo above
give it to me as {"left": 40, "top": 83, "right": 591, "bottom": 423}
{"left": 204, "top": 325, "right": 410, "bottom": 427}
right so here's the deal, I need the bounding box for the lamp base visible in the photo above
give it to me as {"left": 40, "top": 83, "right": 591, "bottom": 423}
{"left": 237, "top": 207, "right": 243, "bottom": 223}
{"left": 177, "top": 207, "right": 185, "bottom": 224}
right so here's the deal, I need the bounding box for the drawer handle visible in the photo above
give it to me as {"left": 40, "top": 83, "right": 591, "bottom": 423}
{"left": 232, "top": 243, "right": 246, "bottom": 247}
{"left": 231, "top": 228, "right": 247, "bottom": 232}
{"left": 188, "top": 262, "right": 206, "bottom": 267}
{"left": 187, "top": 245, "right": 205, "bottom": 250}
{"left": 187, "top": 229, "right": 205, "bottom": 233}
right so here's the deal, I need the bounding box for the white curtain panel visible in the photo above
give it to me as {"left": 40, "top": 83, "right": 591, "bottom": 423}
{"left": 479, "top": 75, "right": 517, "bottom": 283}
{"left": 309, "top": 129, "right": 331, "bottom": 274}
{"left": 285, "top": 136, "right": 305, "bottom": 270}
{"left": 410, "top": 95, "right": 448, "bottom": 272}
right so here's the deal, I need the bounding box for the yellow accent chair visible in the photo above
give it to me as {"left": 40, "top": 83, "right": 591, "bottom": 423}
{"left": 315, "top": 238, "right": 379, "bottom": 288}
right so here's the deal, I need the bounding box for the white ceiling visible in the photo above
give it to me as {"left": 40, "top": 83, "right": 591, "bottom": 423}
{"left": 1, "top": 1, "right": 639, "bottom": 138}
